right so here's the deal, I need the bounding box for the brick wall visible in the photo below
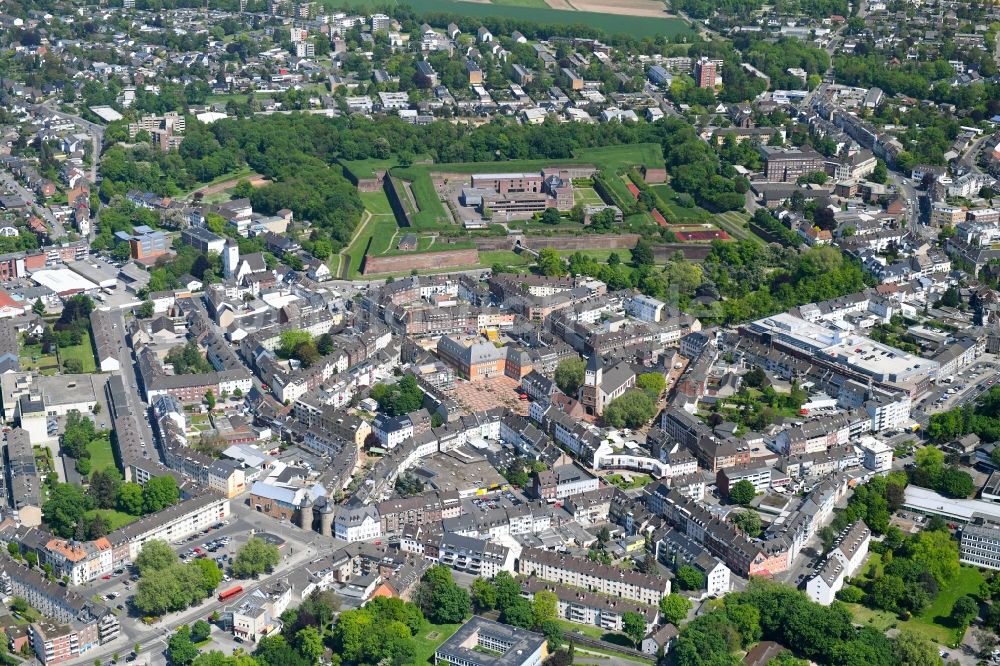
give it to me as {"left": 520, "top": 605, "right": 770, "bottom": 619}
{"left": 362, "top": 249, "right": 480, "bottom": 275}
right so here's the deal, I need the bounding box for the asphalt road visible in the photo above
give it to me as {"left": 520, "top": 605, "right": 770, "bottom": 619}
{"left": 41, "top": 99, "right": 105, "bottom": 186}
{"left": 0, "top": 169, "right": 66, "bottom": 239}
{"left": 76, "top": 501, "right": 342, "bottom": 665}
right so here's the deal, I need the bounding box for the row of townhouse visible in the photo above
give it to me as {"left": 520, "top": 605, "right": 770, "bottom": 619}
{"left": 806, "top": 521, "right": 872, "bottom": 604}
{"left": 152, "top": 394, "right": 249, "bottom": 498}
{"left": 650, "top": 526, "right": 731, "bottom": 596}
{"left": 771, "top": 407, "right": 873, "bottom": 456}
{"left": 341, "top": 409, "right": 506, "bottom": 511}
{"left": 519, "top": 577, "right": 659, "bottom": 633}
{"left": 0, "top": 493, "right": 231, "bottom": 586}
{"left": 661, "top": 406, "right": 758, "bottom": 472}
{"left": 400, "top": 526, "right": 516, "bottom": 579}
{"left": 137, "top": 347, "right": 252, "bottom": 405}
{"left": 382, "top": 302, "right": 515, "bottom": 336}
{"left": 528, "top": 403, "right": 604, "bottom": 465}
{"left": 655, "top": 487, "right": 791, "bottom": 578}
{"left": 0, "top": 560, "right": 119, "bottom": 665}
{"left": 377, "top": 490, "right": 463, "bottom": 535}
{"left": 516, "top": 547, "right": 670, "bottom": 606}
{"left": 443, "top": 502, "right": 567, "bottom": 542}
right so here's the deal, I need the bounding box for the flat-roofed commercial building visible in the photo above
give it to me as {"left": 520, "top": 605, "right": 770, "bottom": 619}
{"left": 741, "top": 313, "right": 939, "bottom": 398}
{"left": 435, "top": 618, "right": 547, "bottom": 666}
{"left": 961, "top": 521, "right": 1000, "bottom": 570}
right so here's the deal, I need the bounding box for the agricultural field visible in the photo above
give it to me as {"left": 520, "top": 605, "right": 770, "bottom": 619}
{"left": 320, "top": 0, "right": 690, "bottom": 38}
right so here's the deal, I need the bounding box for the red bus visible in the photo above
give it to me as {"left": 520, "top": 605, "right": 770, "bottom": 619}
{"left": 218, "top": 585, "right": 244, "bottom": 602}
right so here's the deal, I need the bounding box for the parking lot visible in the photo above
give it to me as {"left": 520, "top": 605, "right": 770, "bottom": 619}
{"left": 176, "top": 528, "right": 236, "bottom": 583}
{"left": 470, "top": 489, "right": 524, "bottom": 512}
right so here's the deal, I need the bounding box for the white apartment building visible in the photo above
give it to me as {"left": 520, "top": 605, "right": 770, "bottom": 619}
{"left": 626, "top": 295, "right": 666, "bottom": 322}
{"left": 517, "top": 548, "right": 669, "bottom": 605}
{"left": 830, "top": 521, "right": 871, "bottom": 576}
{"left": 806, "top": 557, "right": 846, "bottom": 605}
{"left": 857, "top": 437, "right": 893, "bottom": 475}
{"left": 334, "top": 505, "right": 382, "bottom": 543}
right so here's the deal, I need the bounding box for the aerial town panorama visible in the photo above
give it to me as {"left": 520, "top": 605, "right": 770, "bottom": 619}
{"left": 1, "top": 0, "right": 1000, "bottom": 664}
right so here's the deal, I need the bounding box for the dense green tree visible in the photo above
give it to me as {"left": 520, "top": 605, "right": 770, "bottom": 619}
{"left": 414, "top": 565, "right": 469, "bottom": 624}
{"left": 135, "top": 540, "right": 178, "bottom": 575}
{"left": 907, "top": 528, "right": 959, "bottom": 585}
{"left": 369, "top": 375, "right": 425, "bottom": 417}
{"left": 166, "top": 341, "right": 214, "bottom": 375}
{"left": 87, "top": 469, "right": 121, "bottom": 510}
{"left": 117, "top": 482, "right": 144, "bottom": 515}
{"left": 728, "top": 480, "right": 756, "bottom": 505}
{"left": 731, "top": 509, "right": 762, "bottom": 537}
{"left": 632, "top": 238, "right": 654, "bottom": 268}
{"left": 554, "top": 358, "right": 586, "bottom": 396}
{"left": 471, "top": 577, "right": 498, "bottom": 611}
{"left": 622, "top": 611, "right": 646, "bottom": 648}
{"left": 191, "top": 620, "right": 212, "bottom": 644}
{"left": 893, "top": 629, "right": 941, "bottom": 666}
{"left": 540, "top": 208, "right": 562, "bottom": 225}
{"left": 951, "top": 595, "right": 979, "bottom": 627}
{"left": 364, "top": 596, "right": 424, "bottom": 635}
{"left": 636, "top": 373, "right": 666, "bottom": 398}
{"left": 294, "top": 626, "right": 323, "bottom": 664}
{"left": 659, "top": 594, "right": 692, "bottom": 625}
{"left": 193, "top": 558, "right": 223, "bottom": 593}
{"left": 532, "top": 590, "right": 559, "bottom": 628}
{"left": 536, "top": 248, "right": 565, "bottom": 277}
{"left": 494, "top": 571, "right": 521, "bottom": 611}
{"left": 675, "top": 565, "right": 705, "bottom": 591}
{"left": 142, "top": 476, "right": 180, "bottom": 514}
{"left": 603, "top": 389, "right": 657, "bottom": 428}
{"left": 253, "top": 634, "right": 310, "bottom": 666}
{"left": 232, "top": 538, "right": 281, "bottom": 578}
{"left": 539, "top": 619, "right": 563, "bottom": 651}
{"left": 168, "top": 626, "right": 198, "bottom": 666}
{"left": 500, "top": 596, "right": 534, "bottom": 628}
{"left": 42, "top": 483, "right": 91, "bottom": 538}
